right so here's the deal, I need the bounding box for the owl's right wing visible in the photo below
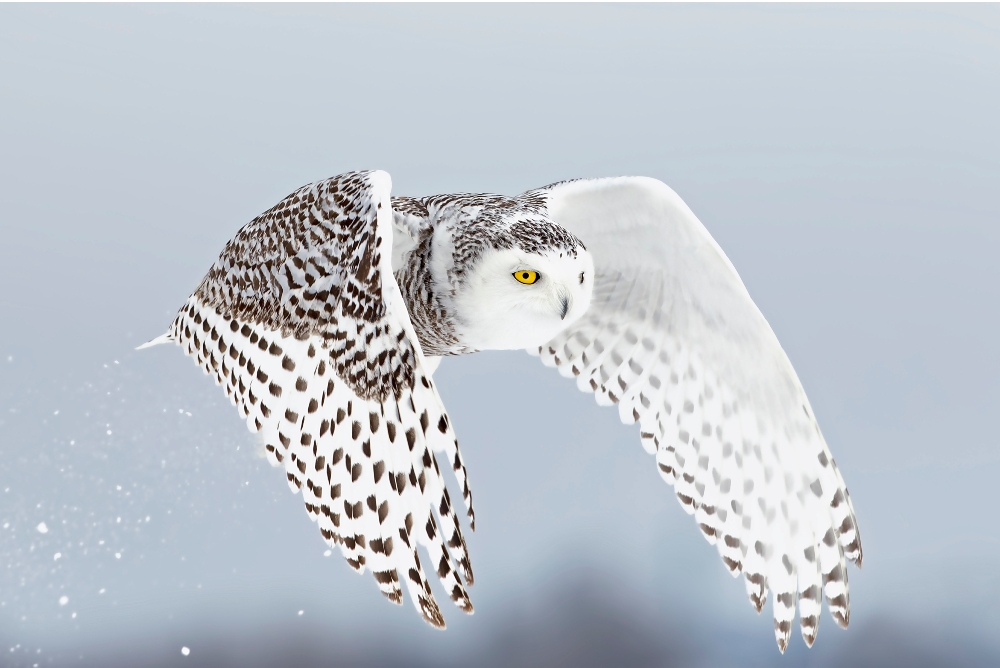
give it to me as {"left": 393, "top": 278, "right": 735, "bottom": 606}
{"left": 144, "top": 171, "right": 475, "bottom": 628}
{"left": 524, "top": 177, "right": 862, "bottom": 652}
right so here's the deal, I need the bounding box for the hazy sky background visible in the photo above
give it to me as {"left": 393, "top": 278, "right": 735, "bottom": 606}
{"left": 1, "top": 4, "right": 999, "bottom": 667}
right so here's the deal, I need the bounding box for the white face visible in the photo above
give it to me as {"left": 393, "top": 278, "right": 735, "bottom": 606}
{"left": 452, "top": 245, "right": 594, "bottom": 351}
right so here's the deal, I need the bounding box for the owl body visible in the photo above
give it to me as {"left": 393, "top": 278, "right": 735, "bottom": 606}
{"left": 142, "top": 170, "right": 861, "bottom": 652}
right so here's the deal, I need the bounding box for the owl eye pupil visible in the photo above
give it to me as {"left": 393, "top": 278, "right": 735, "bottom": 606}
{"left": 513, "top": 270, "right": 538, "bottom": 284}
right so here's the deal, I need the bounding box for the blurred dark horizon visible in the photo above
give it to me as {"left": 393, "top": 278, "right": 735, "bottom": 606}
{"left": 10, "top": 575, "right": 998, "bottom": 668}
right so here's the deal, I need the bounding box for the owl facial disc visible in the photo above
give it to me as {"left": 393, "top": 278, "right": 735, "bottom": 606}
{"left": 452, "top": 243, "right": 594, "bottom": 351}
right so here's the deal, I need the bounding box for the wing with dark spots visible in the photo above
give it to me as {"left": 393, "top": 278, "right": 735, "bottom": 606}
{"left": 526, "top": 176, "right": 862, "bottom": 652}
{"left": 148, "top": 171, "right": 476, "bottom": 628}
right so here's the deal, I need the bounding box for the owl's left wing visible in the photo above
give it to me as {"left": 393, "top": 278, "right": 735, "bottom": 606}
{"left": 143, "top": 171, "right": 475, "bottom": 628}
{"left": 521, "top": 177, "right": 862, "bottom": 652}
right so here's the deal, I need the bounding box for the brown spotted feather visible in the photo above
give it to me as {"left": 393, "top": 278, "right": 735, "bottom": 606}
{"left": 156, "top": 171, "right": 474, "bottom": 628}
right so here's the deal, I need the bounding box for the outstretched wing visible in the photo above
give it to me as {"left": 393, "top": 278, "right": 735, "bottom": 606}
{"left": 146, "top": 171, "right": 476, "bottom": 628}
{"left": 524, "top": 177, "right": 862, "bottom": 651}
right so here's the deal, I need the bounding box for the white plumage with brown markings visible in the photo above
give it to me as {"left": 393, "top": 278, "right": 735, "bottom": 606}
{"left": 141, "top": 170, "right": 861, "bottom": 651}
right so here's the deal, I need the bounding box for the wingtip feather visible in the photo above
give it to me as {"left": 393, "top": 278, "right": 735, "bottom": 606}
{"left": 136, "top": 333, "right": 172, "bottom": 350}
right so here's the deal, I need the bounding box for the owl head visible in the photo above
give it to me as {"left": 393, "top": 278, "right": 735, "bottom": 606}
{"left": 450, "top": 217, "right": 594, "bottom": 351}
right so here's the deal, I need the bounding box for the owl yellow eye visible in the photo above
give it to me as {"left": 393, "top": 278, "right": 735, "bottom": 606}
{"left": 513, "top": 270, "right": 539, "bottom": 285}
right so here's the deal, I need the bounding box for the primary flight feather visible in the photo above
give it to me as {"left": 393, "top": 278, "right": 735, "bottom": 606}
{"left": 141, "top": 170, "right": 861, "bottom": 651}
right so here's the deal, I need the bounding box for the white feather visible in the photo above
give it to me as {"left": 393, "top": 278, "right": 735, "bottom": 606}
{"left": 532, "top": 176, "right": 862, "bottom": 652}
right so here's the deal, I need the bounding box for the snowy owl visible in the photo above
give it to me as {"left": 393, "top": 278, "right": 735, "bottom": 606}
{"left": 141, "top": 170, "right": 861, "bottom": 652}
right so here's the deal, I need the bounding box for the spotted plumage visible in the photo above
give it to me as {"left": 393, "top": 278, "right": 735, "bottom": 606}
{"left": 142, "top": 170, "right": 861, "bottom": 650}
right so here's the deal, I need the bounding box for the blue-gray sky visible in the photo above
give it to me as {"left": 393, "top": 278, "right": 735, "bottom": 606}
{"left": 1, "top": 4, "right": 999, "bottom": 666}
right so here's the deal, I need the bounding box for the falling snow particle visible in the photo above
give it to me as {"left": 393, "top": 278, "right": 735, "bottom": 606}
{"left": 36, "top": 523, "right": 48, "bottom": 534}
{"left": 298, "top": 610, "right": 304, "bottom": 616}
{"left": 323, "top": 550, "right": 331, "bottom": 557}
{"left": 181, "top": 647, "right": 190, "bottom": 656}
{"left": 58, "top": 596, "right": 68, "bottom": 606}
{"left": 53, "top": 553, "right": 62, "bottom": 561}
{"left": 115, "top": 552, "right": 121, "bottom": 559}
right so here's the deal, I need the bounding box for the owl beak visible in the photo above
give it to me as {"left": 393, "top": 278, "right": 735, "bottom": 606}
{"left": 559, "top": 295, "right": 570, "bottom": 320}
